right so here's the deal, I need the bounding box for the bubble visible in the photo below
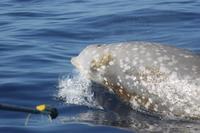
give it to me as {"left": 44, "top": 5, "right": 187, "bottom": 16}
{"left": 57, "top": 74, "right": 100, "bottom": 108}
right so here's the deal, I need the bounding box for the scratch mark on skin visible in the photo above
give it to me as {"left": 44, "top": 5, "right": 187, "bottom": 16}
{"left": 90, "top": 53, "right": 113, "bottom": 71}
{"left": 102, "top": 79, "right": 158, "bottom": 112}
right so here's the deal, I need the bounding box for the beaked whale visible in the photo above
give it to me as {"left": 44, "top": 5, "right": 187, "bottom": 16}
{"left": 71, "top": 42, "right": 200, "bottom": 119}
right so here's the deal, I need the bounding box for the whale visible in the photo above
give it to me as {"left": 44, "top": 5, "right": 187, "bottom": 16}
{"left": 71, "top": 42, "right": 200, "bottom": 119}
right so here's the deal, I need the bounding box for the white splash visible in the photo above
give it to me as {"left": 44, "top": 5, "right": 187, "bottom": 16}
{"left": 57, "top": 73, "right": 100, "bottom": 108}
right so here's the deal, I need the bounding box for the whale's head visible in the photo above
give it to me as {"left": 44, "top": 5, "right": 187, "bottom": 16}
{"left": 71, "top": 46, "right": 93, "bottom": 78}
{"left": 71, "top": 44, "right": 112, "bottom": 82}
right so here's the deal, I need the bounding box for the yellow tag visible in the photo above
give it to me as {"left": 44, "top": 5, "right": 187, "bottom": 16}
{"left": 36, "top": 104, "right": 46, "bottom": 111}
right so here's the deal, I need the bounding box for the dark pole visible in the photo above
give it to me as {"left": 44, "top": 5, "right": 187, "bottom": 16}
{"left": 0, "top": 103, "right": 41, "bottom": 114}
{"left": 0, "top": 103, "right": 58, "bottom": 119}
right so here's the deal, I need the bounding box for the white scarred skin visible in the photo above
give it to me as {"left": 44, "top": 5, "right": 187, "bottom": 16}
{"left": 71, "top": 41, "right": 200, "bottom": 119}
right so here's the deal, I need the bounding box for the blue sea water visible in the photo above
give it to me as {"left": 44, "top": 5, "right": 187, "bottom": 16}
{"left": 0, "top": 0, "right": 200, "bottom": 132}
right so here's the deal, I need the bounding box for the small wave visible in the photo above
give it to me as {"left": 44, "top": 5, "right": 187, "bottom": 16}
{"left": 57, "top": 73, "right": 101, "bottom": 108}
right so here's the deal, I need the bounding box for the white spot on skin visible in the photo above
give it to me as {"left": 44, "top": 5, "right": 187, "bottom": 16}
{"left": 117, "top": 76, "right": 122, "bottom": 83}
{"left": 101, "top": 65, "right": 106, "bottom": 70}
{"left": 105, "top": 82, "right": 108, "bottom": 85}
{"left": 125, "top": 75, "right": 137, "bottom": 81}
{"left": 156, "top": 52, "right": 161, "bottom": 56}
{"left": 113, "top": 54, "right": 117, "bottom": 57}
{"left": 134, "top": 81, "right": 139, "bottom": 86}
{"left": 93, "top": 54, "right": 100, "bottom": 59}
{"left": 125, "top": 75, "right": 129, "bottom": 80}
{"left": 146, "top": 52, "right": 151, "bottom": 57}
{"left": 169, "top": 107, "right": 174, "bottom": 112}
{"left": 132, "top": 61, "right": 137, "bottom": 65}
{"left": 131, "top": 76, "right": 137, "bottom": 81}
{"left": 154, "top": 104, "right": 158, "bottom": 111}
{"left": 160, "top": 66, "right": 168, "bottom": 73}
{"left": 130, "top": 97, "right": 139, "bottom": 108}
{"left": 109, "top": 61, "right": 114, "bottom": 65}
{"left": 170, "top": 72, "right": 178, "bottom": 80}
{"left": 125, "top": 57, "right": 130, "bottom": 62}
{"left": 140, "top": 50, "right": 145, "bottom": 54}
{"left": 163, "top": 55, "right": 170, "bottom": 60}
{"left": 139, "top": 60, "right": 144, "bottom": 64}
{"left": 119, "top": 89, "right": 123, "bottom": 94}
{"left": 174, "top": 67, "right": 179, "bottom": 71}
{"left": 119, "top": 60, "right": 123, "bottom": 68}
{"left": 168, "top": 62, "right": 174, "bottom": 66}
{"left": 135, "top": 57, "right": 139, "bottom": 61}
{"left": 149, "top": 98, "right": 153, "bottom": 104}
{"left": 108, "top": 88, "right": 113, "bottom": 92}
{"left": 132, "top": 48, "right": 138, "bottom": 51}
{"left": 103, "top": 48, "right": 109, "bottom": 53}
{"left": 155, "top": 49, "right": 160, "bottom": 52}
{"left": 192, "top": 66, "right": 198, "bottom": 71}
{"left": 144, "top": 100, "right": 152, "bottom": 109}
{"left": 92, "top": 51, "right": 96, "bottom": 54}
{"left": 142, "top": 96, "right": 145, "bottom": 100}
{"left": 139, "top": 66, "right": 145, "bottom": 71}
{"left": 158, "top": 57, "right": 163, "bottom": 62}
{"left": 97, "top": 68, "right": 101, "bottom": 71}
{"left": 147, "top": 57, "right": 152, "bottom": 61}
{"left": 163, "top": 50, "right": 167, "bottom": 53}
{"left": 183, "top": 55, "right": 193, "bottom": 58}
{"left": 153, "top": 61, "right": 158, "bottom": 64}
{"left": 115, "top": 47, "right": 120, "bottom": 50}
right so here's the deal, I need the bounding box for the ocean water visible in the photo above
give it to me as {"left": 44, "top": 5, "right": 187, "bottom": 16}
{"left": 0, "top": 0, "right": 200, "bottom": 133}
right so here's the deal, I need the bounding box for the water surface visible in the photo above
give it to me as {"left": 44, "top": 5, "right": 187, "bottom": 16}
{"left": 0, "top": 0, "right": 200, "bottom": 132}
